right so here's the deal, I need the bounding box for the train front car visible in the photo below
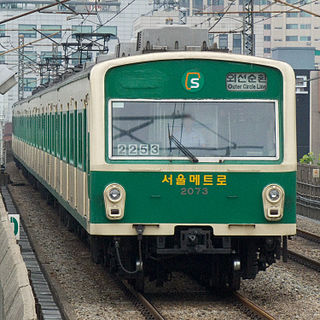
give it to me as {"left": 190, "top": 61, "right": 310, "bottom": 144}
{"left": 89, "top": 52, "right": 296, "bottom": 291}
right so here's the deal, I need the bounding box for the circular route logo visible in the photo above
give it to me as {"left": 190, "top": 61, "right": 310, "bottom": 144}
{"left": 182, "top": 70, "right": 204, "bottom": 92}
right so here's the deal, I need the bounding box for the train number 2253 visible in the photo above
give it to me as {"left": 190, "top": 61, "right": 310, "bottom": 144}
{"left": 180, "top": 187, "right": 208, "bottom": 196}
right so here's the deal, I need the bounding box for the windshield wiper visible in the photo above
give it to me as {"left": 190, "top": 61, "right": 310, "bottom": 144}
{"left": 168, "top": 134, "right": 199, "bottom": 163}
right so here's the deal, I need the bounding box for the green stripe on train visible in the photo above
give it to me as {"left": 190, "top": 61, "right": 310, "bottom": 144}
{"left": 89, "top": 171, "right": 296, "bottom": 224}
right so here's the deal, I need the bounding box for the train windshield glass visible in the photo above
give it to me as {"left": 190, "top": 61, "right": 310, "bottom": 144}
{"left": 110, "top": 100, "right": 277, "bottom": 160}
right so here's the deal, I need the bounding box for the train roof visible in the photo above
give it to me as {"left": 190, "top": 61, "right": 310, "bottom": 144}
{"left": 13, "top": 51, "right": 294, "bottom": 109}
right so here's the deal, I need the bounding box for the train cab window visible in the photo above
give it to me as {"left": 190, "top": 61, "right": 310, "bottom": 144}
{"left": 109, "top": 100, "right": 278, "bottom": 161}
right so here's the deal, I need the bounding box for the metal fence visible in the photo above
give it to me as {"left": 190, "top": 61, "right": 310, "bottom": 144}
{"left": 297, "top": 163, "right": 320, "bottom": 220}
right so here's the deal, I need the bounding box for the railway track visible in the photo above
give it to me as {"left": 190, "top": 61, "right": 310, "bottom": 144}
{"left": 287, "top": 228, "right": 320, "bottom": 272}
{"left": 117, "top": 278, "right": 166, "bottom": 320}
{"left": 118, "top": 277, "right": 278, "bottom": 320}
{"left": 296, "top": 228, "right": 320, "bottom": 244}
{"left": 287, "top": 249, "right": 320, "bottom": 272}
{"left": 234, "top": 292, "right": 277, "bottom": 320}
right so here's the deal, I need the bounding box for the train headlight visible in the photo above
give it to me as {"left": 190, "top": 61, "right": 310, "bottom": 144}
{"left": 267, "top": 187, "right": 281, "bottom": 203}
{"left": 108, "top": 187, "right": 122, "bottom": 202}
{"left": 104, "top": 184, "right": 126, "bottom": 220}
{"left": 262, "top": 184, "right": 285, "bottom": 221}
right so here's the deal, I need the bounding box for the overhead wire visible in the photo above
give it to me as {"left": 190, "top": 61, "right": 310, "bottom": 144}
{"left": 192, "top": 0, "right": 237, "bottom": 29}
{"left": 2, "top": 0, "right": 142, "bottom": 89}
{"left": 94, "top": 0, "right": 136, "bottom": 31}
{"left": 0, "top": 0, "right": 71, "bottom": 24}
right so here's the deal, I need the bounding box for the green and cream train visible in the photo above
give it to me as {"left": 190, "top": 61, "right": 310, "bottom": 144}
{"left": 12, "top": 51, "right": 296, "bottom": 291}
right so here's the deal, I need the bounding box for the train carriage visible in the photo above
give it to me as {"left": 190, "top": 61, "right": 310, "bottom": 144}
{"left": 12, "top": 51, "right": 296, "bottom": 291}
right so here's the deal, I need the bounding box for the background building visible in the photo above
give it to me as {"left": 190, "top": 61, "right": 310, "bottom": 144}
{"left": 1, "top": 0, "right": 320, "bottom": 124}
{"left": 0, "top": 0, "right": 153, "bottom": 121}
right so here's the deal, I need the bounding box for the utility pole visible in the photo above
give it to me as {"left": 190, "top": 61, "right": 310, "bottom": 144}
{"left": 242, "top": 0, "right": 254, "bottom": 55}
{"left": 18, "top": 34, "right": 24, "bottom": 100}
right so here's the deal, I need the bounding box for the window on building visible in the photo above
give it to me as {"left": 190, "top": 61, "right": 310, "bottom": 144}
{"left": 23, "top": 78, "right": 37, "bottom": 91}
{"left": 240, "top": 0, "right": 265, "bottom": 4}
{"left": 95, "top": 26, "right": 117, "bottom": 37}
{"left": 0, "top": 52, "right": 5, "bottom": 64}
{"left": 72, "top": 25, "right": 92, "bottom": 38}
{"left": 18, "top": 24, "right": 37, "bottom": 38}
{"left": 286, "top": 36, "right": 298, "bottom": 41}
{"left": 232, "top": 34, "right": 241, "bottom": 54}
{"left": 71, "top": 51, "right": 92, "bottom": 66}
{"left": 264, "top": 48, "right": 271, "bottom": 53}
{"left": 264, "top": 36, "right": 271, "bottom": 41}
{"left": 41, "top": 77, "right": 50, "bottom": 85}
{"left": 300, "top": 24, "right": 311, "bottom": 29}
{"left": 41, "top": 25, "right": 62, "bottom": 38}
{"left": 286, "top": 24, "right": 298, "bottom": 29}
{"left": 219, "top": 34, "right": 228, "bottom": 49}
{"left": 300, "top": 36, "right": 311, "bottom": 41}
{"left": 300, "top": 12, "right": 311, "bottom": 17}
{"left": 255, "top": 12, "right": 271, "bottom": 17}
{"left": 286, "top": 12, "right": 298, "bottom": 17}
{"left": 0, "top": 25, "right": 5, "bottom": 37}
{"left": 40, "top": 51, "right": 62, "bottom": 64}
{"left": 264, "top": 24, "right": 271, "bottom": 30}
{"left": 24, "top": 51, "right": 37, "bottom": 64}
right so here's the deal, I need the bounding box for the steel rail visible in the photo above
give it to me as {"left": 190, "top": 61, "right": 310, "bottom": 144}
{"left": 296, "top": 229, "right": 320, "bottom": 244}
{"left": 118, "top": 279, "right": 166, "bottom": 320}
{"left": 234, "top": 292, "right": 277, "bottom": 320}
{"left": 287, "top": 250, "right": 320, "bottom": 272}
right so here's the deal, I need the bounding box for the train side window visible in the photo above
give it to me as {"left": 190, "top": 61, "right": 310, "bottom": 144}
{"left": 77, "top": 112, "right": 83, "bottom": 169}
{"left": 42, "top": 113, "right": 49, "bottom": 151}
{"left": 34, "top": 115, "right": 36, "bottom": 146}
{"left": 70, "top": 112, "right": 74, "bottom": 164}
{"left": 41, "top": 114, "right": 44, "bottom": 150}
{"left": 35, "top": 115, "right": 38, "bottom": 148}
{"left": 74, "top": 110, "right": 77, "bottom": 167}
{"left": 51, "top": 113, "right": 55, "bottom": 155}
{"left": 44, "top": 113, "right": 47, "bottom": 151}
{"left": 47, "top": 113, "right": 50, "bottom": 152}
{"left": 56, "top": 113, "right": 60, "bottom": 158}
{"left": 62, "top": 113, "right": 67, "bottom": 161}
{"left": 40, "top": 115, "right": 42, "bottom": 149}
{"left": 37, "top": 115, "right": 41, "bottom": 148}
{"left": 32, "top": 115, "right": 35, "bottom": 146}
{"left": 48, "top": 113, "right": 50, "bottom": 151}
{"left": 83, "top": 109, "right": 87, "bottom": 172}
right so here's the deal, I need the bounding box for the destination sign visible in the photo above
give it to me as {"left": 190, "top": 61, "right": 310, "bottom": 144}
{"left": 226, "top": 73, "right": 267, "bottom": 91}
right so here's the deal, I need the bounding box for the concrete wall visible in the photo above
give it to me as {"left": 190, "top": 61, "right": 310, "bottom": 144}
{"left": 0, "top": 195, "right": 36, "bottom": 320}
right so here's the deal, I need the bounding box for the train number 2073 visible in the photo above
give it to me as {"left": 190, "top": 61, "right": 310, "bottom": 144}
{"left": 180, "top": 187, "right": 208, "bottom": 196}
